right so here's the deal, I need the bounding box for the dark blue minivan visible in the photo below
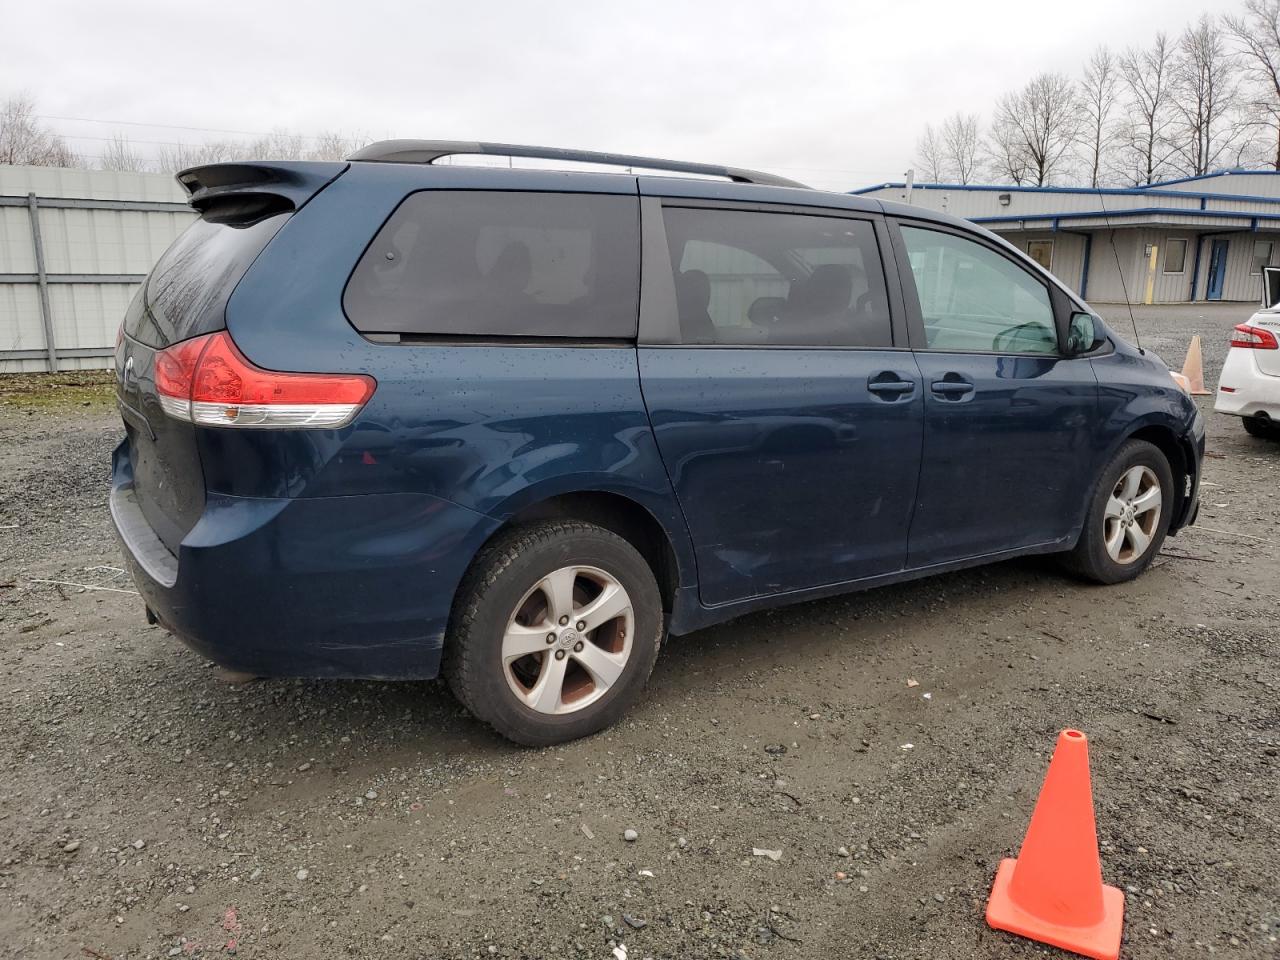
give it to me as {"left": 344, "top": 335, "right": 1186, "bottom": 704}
{"left": 112, "top": 141, "right": 1203, "bottom": 745}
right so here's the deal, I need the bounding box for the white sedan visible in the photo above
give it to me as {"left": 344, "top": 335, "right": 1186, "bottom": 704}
{"left": 1216, "top": 309, "right": 1280, "bottom": 440}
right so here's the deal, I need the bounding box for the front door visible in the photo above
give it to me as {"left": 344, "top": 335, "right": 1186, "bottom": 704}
{"left": 891, "top": 221, "right": 1102, "bottom": 568}
{"left": 638, "top": 199, "right": 923, "bottom": 606}
{"left": 1206, "top": 239, "right": 1229, "bottom": 301}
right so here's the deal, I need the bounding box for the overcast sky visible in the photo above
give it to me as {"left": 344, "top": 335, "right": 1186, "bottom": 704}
{"left": 6, "top": 0, "right": 1223, "bottom": 190}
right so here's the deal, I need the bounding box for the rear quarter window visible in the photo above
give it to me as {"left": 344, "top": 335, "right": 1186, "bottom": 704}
{"left": 125, "top": 213, "right": 289, "bottom": 348}
{"left": 343, "top": 191, "right": 639, "bottom": 339}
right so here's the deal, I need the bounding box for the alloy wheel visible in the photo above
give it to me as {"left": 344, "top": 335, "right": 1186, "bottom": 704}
{"left": 501, "top": 565, "right": 634, "bottom": 715}
{"left": 1103, "top": 465, "right": 1162, "bottom": 564}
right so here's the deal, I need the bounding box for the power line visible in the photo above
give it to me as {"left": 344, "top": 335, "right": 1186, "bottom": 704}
{"left": 37, "top": 114, "right": 898, "bottom": 179}
{"left": 37, "top": 113, "right": 334, "bottom": 141}
{"left": 54, "top": 132, "right": 313, "bottom": 149}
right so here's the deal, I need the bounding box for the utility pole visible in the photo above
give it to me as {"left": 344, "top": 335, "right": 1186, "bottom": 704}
{"left": 903, "top": 168, "right": 915, "bottom": 205}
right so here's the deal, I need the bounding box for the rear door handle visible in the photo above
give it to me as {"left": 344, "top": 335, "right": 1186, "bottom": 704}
{"left": 931, "top": 379, "right": 975, "bottom": 399}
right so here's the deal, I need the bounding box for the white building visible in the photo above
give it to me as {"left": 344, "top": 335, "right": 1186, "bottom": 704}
{"left": 853, "top": 170, "right": 1280, "bottom": 305}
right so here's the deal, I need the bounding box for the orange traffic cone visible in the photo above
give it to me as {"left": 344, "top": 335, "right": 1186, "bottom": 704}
{"left": 1181, "top": 336, "right": 1210, "bottom": 395}
{"left": 986, "top": 730, "right": 1125, "bottom": 960}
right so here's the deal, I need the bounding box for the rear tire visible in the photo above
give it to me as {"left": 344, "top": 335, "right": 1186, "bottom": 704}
{"left": 1242, "top": 415, "right": 1280, "bottom": 440}
{"left": 1062, "top": 439, "right": 1174, "bottom": 585}
{"left": 443, "top": 520, "right": 663, "bottom": 747}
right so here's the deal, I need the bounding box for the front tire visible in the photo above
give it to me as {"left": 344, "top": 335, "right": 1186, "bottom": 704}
{"left": 1063, "top": 439, "right": 1174, "bottom": 585}
{"left": 444, "top": 520, "right": 663, "bottom": 747}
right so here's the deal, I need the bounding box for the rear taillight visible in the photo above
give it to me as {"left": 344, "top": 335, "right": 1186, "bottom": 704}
{"left": 154, "top": 331, "right": 375, "bottom": 428}
{"left": 1230, "top": 323, "right": 1279, "bottom": 350}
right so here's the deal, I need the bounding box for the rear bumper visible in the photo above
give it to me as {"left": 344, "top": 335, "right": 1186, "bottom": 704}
{"left": 110, "top": 441, "right": 496, "bottom": 679}
{"left": 1214, "top": 349, "right": 1280, "bottom": 420}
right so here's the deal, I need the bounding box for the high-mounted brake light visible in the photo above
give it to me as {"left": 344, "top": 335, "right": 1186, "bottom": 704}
{"left": 1230, "top": 323, "right": 1279, "bottom": 350}
{"left": 154, "top": 331, "right": 375, "bottom": 428}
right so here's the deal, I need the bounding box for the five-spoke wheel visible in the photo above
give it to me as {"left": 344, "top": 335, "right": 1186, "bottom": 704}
{"left": 502, "top": 566, "right": 634, "bottom": 715}
{"left": 445, "top": 520, "right": 663, "bottom": 746}
{"left": 1064, "top": 439, "right": 1173, "bottom": 584}
{"left": 1102, "top": 465, "right": 1163, "bottom": 564}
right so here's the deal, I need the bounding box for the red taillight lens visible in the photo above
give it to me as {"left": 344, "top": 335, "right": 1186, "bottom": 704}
{"left": 154, "top": 331, "right": 375, "bottom": 428}
{"left": 155, "top": 335, "right": 208, "bottom": 393}
{"left": 1230, "top": 323, "right": 1279, "bottom": 350}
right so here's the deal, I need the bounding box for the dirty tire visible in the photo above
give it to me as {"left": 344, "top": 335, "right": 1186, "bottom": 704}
{"left": 443, "top": 520, "right": 663, "bottom": 747}
{"left": 1242, "top": 415, "right": 1280, "bottom": 440}
{"left": 1062, "top": 439, "right": 1174, "bottom": 585}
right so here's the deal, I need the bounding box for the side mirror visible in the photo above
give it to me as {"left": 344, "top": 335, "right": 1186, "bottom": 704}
{"left": 1067, "top": 311, "right": 1102, "bottom": 355}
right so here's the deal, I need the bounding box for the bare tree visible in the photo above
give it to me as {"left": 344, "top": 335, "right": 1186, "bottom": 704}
{"left": 305, "top": 131, "right": 368, "bottom": 161}
{"left": 155, "top": 139, "right": 243, "bottom": 172}
{"left": 0, "top": 93, "right": 78, "bottom": 166}
{"left": 986, "top": 114, "right": 1033, "bottom": 184}
{"left": 1225, "top": 0, "right": 1280, "bottom": 169}
{"left": 155, "top": 129, "right": 368, "bottom": 172}
{"left": 987, "top": 73, "right": 1080, "bottom": 186}
{"left": 99, "top": 134, "right": 147, "bottom": 172}
{"left": 1078, "top": 47, "right": 1122, "bottom": 186}
{"left": 244, "top": 129, "right": 307, "bottom": 161}
{"left": 941, "top": 113, "right": 981, "bottom": 184}
{"left": 1117, "top": 33, "right": 1179, "bottom": 184}
{"left": 915, "top": 123, "right": 946, "bottom": 182}
{"left": 1168, "top": 15, "right": 1252, "bottom": 177}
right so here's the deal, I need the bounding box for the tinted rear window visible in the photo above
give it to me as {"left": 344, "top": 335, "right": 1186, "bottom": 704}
{"left": 343, "top": 191, "right": 639, "bottom": 338}
{"left": 124, "top": 213, "right": 288, "bottom": 348}
{"left": 662, "top": 207, "right": 892, "bottom": 347}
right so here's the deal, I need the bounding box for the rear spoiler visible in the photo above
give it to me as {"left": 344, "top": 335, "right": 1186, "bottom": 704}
{"left": 175, "top": 161, "right": 347, "bottom": 225}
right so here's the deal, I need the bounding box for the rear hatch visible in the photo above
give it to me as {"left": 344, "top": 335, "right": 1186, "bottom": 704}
{"left": 115, "top": 162, "right": 345, "bottom": 553}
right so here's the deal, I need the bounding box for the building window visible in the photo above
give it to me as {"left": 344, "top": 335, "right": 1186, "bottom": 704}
{"left": 1164, "top": 238, "right": 1187, "bottom": 275}
{"left": 1026, "top": 240, "right": 1054, "bottom": 271}
{"left": 1253, "top": 240, "right": 1275, "bottom": 275}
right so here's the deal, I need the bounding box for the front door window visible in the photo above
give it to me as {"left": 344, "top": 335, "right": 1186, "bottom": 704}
{"left": 901, "top": 226, "right": 1058, "bottom": 355}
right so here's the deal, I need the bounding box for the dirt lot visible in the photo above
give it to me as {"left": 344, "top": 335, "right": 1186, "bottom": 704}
{"left": 0, "top": 304, "right": 1276, "bottom": 960}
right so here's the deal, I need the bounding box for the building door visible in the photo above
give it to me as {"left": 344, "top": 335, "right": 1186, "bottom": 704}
{"left": 1206, "top": 239, "right": 1229, "bottom": 301}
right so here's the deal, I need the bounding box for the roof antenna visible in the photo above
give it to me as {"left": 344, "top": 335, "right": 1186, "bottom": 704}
{"left": 1097, "top": 190, "right": 1144, "bottom": 354}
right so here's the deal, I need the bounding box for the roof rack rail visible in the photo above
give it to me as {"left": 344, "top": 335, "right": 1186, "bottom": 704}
{"left": 346, "top": 139, "right": 809, "bottom": 189}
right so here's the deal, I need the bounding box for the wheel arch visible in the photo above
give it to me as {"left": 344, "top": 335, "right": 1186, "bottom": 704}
{"left": 1116, "top": 420, "right": 1197, "bottom": 531}
{"left": 473, "top": 483, "right": 697, "bottom": 617}
{"left": 1070, "top": 414, "right": 1196, "bottom": 547}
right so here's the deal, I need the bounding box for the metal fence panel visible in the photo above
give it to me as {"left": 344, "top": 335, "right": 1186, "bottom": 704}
{"left": 0, "top": 164, "right": 194, "bottom": 373}
{"left": 38, "top": 207, "right": 194, "bottom": 274}
{"left": 0, "top": 206, "right": 37, "bottom": 274}
{"left": 0, "top": 282, "right": 45, "bottom": 363}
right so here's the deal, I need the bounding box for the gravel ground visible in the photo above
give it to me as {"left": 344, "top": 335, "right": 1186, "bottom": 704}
{"left": 0, "top": 304, "right": 1276, "bottom": 960}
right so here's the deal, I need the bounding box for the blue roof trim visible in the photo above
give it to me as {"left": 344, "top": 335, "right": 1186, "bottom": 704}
{"left": 1142, "top": 168, "right": 1280, "bottom": 187}
{"left": 852, "top": 181, "right": 1162, "bottom": 196}
{"left": 850, "top": 180, "right": 1280, "bottom": 205}
{"left": 972, "top": 206, "right": 1280, "bottom": 225}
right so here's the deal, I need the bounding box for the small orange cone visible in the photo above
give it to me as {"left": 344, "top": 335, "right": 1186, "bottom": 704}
{"left": 986, "top": 730, "right": 1124, "bottom": 960}
{"left": 1181, "top": 335, "right": 1210, "bottom": 395}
